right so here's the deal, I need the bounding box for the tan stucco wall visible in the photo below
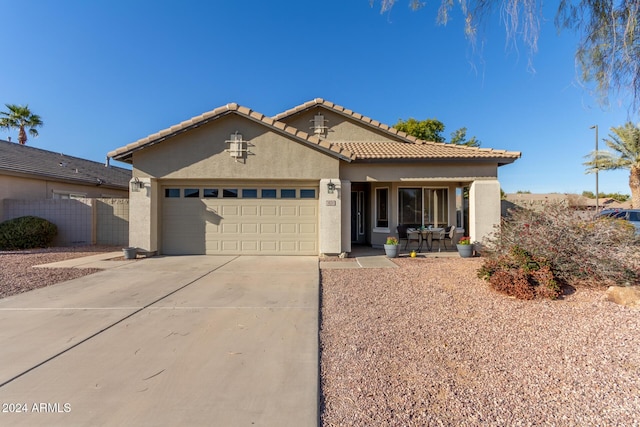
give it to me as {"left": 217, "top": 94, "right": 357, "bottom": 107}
{"left": 128, "top": 177, "right": 158, "bottom": 254}
{"left": 469, "top": 180, "right": 501, "bottom": 244}
{"left": 340, "top": 161, "right": 499, "bottom": 182}
{"left": 132, "top": 114, "right": 339, "bottom": 180}
{"left": 279, "top": 107, "right": 399, "bottom": 142}
{"left": 0, "top": 174, "right": 128, "bottom": 220}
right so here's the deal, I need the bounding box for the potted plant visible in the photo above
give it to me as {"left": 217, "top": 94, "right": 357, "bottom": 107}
{"left": 456, "top": 236, "right": 474, "bottom": 258}
{"left": 384, "top": 236, "right": 399, "bottom": 258}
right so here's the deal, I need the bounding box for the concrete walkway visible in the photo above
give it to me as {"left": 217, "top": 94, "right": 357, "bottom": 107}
{"left": 319, "top": 245, "right": 460, "bottom": 270}
{"left": 0, "top": 255, "right": 319, "bottom": 426}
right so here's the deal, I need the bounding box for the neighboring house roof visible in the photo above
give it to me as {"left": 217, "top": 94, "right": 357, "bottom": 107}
{"left": 0, "top": 139, "right": 131, "bottom": 189}
{"left": 108, "top": 99, "right": 521, "bottom": 165}
{"left": 108, "top": 103, "right": 355, "bottom": 163}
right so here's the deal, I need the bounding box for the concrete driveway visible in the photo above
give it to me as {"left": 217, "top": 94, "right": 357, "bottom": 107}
{"left": 0, "top": 255, "right": 319, "bottom": 426}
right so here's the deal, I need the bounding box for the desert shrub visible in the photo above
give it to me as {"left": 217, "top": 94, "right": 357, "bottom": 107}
{"left": 0, "top": 216, "right": 58, "bottom": 250}
{"left": 478, "top": 246, "right": 561, "bottom": 300}
{"left": 479, "top": 203, "right": 640, "bottom": 296}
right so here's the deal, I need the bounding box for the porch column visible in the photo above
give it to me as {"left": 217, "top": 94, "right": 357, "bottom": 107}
{"left": 319, "top": 178, "right": 344, "bottom": 255}
{"left": 128, "top": 177, "right": 158, "bottom": 255}
{"left": 469, "top": 179, "right": 501, "bottom": 244}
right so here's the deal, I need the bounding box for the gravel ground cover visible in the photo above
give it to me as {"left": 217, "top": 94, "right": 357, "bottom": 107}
{"left": 320, "top": 257, "right": 640, "bottom": 426}
{"left": 0, "top": 246, "right": 118, "bottom": 299}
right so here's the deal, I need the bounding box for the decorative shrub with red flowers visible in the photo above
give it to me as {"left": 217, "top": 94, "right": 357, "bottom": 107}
{"left": 458, "top": 236, "right": 472, "bottom": 245}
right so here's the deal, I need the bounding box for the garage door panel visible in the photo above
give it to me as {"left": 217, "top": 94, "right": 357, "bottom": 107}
{"left": 222, "top": 223, "right": 239, "bottom": 233}
{"left": 221, "top": 240, "right": 239, "bottom": 251}
{"left": 260, "top": 241, "right": 277, "bottom": 251}
{"left": 241, "top": 223, "right": 258, "bottom": 233}
{"left": 205, "top": 223, "right": 220, "bottom": 233}
{"left": 242, "top": 205, "right": 258, "bottom": 216}
{"left": 241, "top": 241, "right": 258, "bottom": 251}
{"left": 300, "top": 206, "right": 316, "bottom": 217}
{"left": 280, "top": 206, "right": 297, "bottom": 216}
{"left": 261, "top": 223, "right": 277, "bottom": 233}
{"left": 222, "top": 205, "right": 239, "bottom": 216}
{"left": 261, "top": 206, "right": 277, "bottom": 215}
{"left": 300, "top": 223, "right": 316, "bottom": 234}
{"left": 299, "top": 241, "right": 316, "bottom": 252}
{"left": 162, "top": 186, "right": 318, "bottom": 255}
{"left": 280, "top": 241, "right": 297, "bottom": 252}
{"left": 280, "top": 223, "right": 297, "bottom": 234}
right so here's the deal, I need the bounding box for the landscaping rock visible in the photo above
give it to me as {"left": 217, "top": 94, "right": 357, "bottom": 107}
{"left": 605, "top": 285, "right": 640, "bottom": 309}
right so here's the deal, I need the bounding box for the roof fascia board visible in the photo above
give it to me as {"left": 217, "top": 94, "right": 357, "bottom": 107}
{"left": 351, "top": 156, "right": 518, "bottom": 166}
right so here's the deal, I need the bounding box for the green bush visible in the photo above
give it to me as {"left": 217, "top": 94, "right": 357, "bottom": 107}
{"left": 479, "top": 203, "right": 640, "bottom": 298}
{"left": 0, "top": 216, "right": 58, "bottom": 250}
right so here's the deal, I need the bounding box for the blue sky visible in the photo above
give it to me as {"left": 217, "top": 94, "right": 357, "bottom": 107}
{"left": 1, "top": 0, "right": 635, "bottom": 195}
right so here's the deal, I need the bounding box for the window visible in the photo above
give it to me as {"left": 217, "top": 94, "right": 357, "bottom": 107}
{"left": 281, "top": 189, "right": 296, "bottom": 198}
{"left": 398, "top": 187, "right": 449, "bottom": 227}
{"left": 375, "top": 188, "right": 389, "bottom": 228}
{"left": 203, "top": 188, "right": 218, "bottom": 198}
{"left": 398, "top": 188, "right": 421, "bottom": 225}
{"left": 261, "top": 189, "right": 277, "bottom": 198}
{"left": 184, "top": 188, "right": 200, "bottom": 198}
{"left": 242, "top": 189, "right": 258, "bottom": 198}
{"left": 223, "top": 189, "right": 238, "bottom": 198}
{"left": 165, "top": 188, "right": 180, "bottom": 198}
{"left": 300, "top": 189, "right": 316, "bottom": 199}
{"left": 424, "top": 188, "right": 448, "bottom": 227}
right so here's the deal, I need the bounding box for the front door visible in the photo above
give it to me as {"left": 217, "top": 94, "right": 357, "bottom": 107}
{"left": 351, "top": 190, "right": 366, "bottom": 244}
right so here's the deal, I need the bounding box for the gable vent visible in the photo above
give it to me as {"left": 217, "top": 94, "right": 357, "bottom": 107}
{"left": 310, "top": 114, "right": 328, "bottom": 137}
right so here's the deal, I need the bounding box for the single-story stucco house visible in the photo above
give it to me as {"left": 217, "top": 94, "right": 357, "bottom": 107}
{"left": 0, "top": 139, "right": 130, "bottom": 220}
{"left": 108, "top": 98, "right": 520, "bottom": 256}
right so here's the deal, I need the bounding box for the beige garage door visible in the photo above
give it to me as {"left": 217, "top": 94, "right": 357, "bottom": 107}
{"left": 162, "top": 186, "right": 318, "bottom": 255}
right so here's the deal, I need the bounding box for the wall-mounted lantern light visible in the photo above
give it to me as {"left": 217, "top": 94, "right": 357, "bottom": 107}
{"left": 310, "top": 114, "right": 328, "bottom": 137}
{"left": 131, "top": 177, "right": 145, "bottom": 192}
{"left": 327, "top": 180, "right": 336, "bottom": 194}
{"left": 225, "top": 131, "right": 251, "bottom": 163}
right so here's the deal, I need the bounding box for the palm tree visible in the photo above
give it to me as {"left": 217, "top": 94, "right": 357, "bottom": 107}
{"left": 0, "top": 104, "right": 44, "bottom": 145}
{"left": 584, "top": 122, "right": 640, "bottom": 208}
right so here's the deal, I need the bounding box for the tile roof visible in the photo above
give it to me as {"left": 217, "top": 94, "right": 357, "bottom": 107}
{"left": 108, "top": 103, "right": 355, "bottom": 163}
{"left": 332, "top": 141, "right": 520, "bottom": 163}
{"left": 274, "top": 98, "right": 521, "bottom": 164}
{"left": 0, "top": 139, "right": 131, "bottom": 189}
{"left": 109, "top": 98, "right": 521, "bottom": 165}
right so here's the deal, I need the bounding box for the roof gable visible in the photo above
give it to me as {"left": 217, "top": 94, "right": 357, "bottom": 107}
{"left": 274, "top": 98, "right": 521, "bottom": 164}
{"left": 0, "top": 139, "right": 131, "bottom": 189}
{"left": 108, "top": 103, "right": 355, "bottom": 163}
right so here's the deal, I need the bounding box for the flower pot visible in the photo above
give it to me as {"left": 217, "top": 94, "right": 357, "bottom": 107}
{"left": 383, "top": 244, "right": 399, "bottom": 258}
{"left": 123, "top": 247, "right": 137, "bottom": 259}
{"left": 456, "top": 244, "right": 474, "bottom": 258}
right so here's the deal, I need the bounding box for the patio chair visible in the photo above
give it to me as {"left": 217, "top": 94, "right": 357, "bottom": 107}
{"left": 443, "top": 226, "right": 457, "bottom": 250}
{"left": 397, "top": 225, "right": 420, "bottom": 250}
{"left": 431, "top": 227, "right": 446, "bottom": 252}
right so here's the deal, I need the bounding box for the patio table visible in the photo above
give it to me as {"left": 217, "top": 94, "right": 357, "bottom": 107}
{"left": 408, "top": 228, "right": 444, "bottom": 252}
